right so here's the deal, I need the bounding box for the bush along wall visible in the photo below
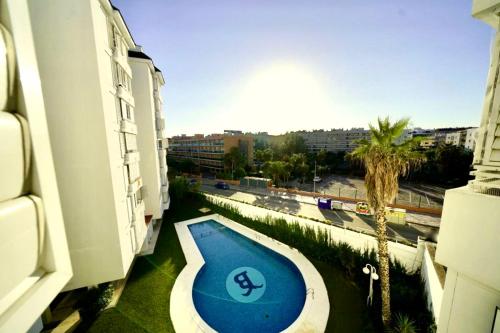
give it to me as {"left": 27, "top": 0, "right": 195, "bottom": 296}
{"left": 198, "top": 194, "right": 434, "bottom": 332}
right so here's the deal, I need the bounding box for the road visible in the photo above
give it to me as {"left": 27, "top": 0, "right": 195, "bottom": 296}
{"left": 285, "top": 174, "right": 445, "bottom": 209}
{"left": 200, "top": 184, "right": 439, "bottom": 244}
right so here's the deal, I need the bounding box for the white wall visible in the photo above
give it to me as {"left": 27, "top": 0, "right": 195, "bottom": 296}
{"left": 28, "top": 0, "right": 134, "bottom": 290}
{"left": 130, "top": 58, "right": 163, "bottom": 219}
{"left": 421, "top": 245, "right": 443, "bottom": 322}
{"left": 438, "top": 268, "right": 500, "bottom": 333}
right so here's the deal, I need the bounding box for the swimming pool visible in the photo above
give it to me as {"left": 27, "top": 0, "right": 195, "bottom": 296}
{"left": 171, "top": 214, "right": 329, "bottom": 333}
{"left": 189, "top": 219, "right": 306, "bottom": 332}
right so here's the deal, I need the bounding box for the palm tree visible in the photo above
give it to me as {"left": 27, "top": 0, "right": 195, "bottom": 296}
{"left": 349, "top": 117, "right": 424, "bottom": 326}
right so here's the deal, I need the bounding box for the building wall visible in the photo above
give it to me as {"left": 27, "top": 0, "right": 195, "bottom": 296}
{"left": 169, "top": 133, "right": 253, "bottom": 172}
{"left": 438, "top": 268, "right": 500, "bottom": 333}
{"left": 296, "top": 128, "right": 370, "bottom": 152}
{"left": 129, "top": 56, "right": 165, "bottom": 219}
{"left": 435, "top": 1, "right": 500, "bottom": 327}
{"left": 28, "top": 0, "right": 146, "bottom": 290}
{"left": 0, "top": 1, "right": 72, "bottom": 330}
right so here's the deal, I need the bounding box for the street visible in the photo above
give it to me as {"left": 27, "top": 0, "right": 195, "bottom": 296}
{"left": 200, "top": 183, "right": 439, "bottom": 244}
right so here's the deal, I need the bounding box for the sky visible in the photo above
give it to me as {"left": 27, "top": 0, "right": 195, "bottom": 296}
{"left": 114, "top": 0, "right": 494, "bottom": 136}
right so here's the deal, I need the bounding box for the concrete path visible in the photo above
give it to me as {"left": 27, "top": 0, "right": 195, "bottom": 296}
{"left": 201, "top": 184, "right": 438, "bottom": 244}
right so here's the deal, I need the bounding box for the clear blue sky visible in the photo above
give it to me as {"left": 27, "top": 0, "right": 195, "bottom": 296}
{"left": 114, "top": 0, "right": 494, "bottom": 136}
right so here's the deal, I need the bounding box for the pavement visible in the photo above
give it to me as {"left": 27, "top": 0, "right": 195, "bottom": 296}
{"left": 200, "top": 183, "right": 440, "bottom": 245}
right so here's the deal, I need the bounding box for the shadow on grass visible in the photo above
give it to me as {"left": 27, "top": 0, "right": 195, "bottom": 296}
{"left": 86, "top": 197, "right": 209, "bottom": 333}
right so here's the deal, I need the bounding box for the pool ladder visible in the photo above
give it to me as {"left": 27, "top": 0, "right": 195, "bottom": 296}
{"left": 306, "top": 288, "right": 315, "bottom": 300}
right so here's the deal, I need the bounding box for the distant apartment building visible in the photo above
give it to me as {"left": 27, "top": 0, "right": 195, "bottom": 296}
{"left": 169, "top": 131, "right": 254, "bottom": 172}
{"left": 406, "top": 127, "right": 477, "bottom": 149}
{"left": 0, "top": 2, "right": 72, "bottom": 331}
{"left": 129, "top": 47, "right": 170, "bottom": 223}
{"left": 296, "top": 128, "right": 370, "bottom": 153}
{"left": 435, "top": 2, "right": 500, "bottom": 332}
{"left": 445, "top": 128, "right": 478, "bottom": 151}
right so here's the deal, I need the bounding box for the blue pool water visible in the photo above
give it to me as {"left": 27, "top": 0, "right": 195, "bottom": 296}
{"left": 189, "top": 220, "right": 306, "bottom": 333}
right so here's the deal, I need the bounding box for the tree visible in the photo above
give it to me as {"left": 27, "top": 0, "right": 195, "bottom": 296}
{"left": 289, "top": 153, "right": 309, "bottom": 183}
{"left": 349, "top": 117, "right": 424, "bottom": 326}
{"left": 255, "top": 148, "right": 273, "bottom": 163}
{"left": 224, "top": 147, "right": 246, "bottom": 179}
{"left": 282, "top": 133, "right": 307, "bottom": 156}
{"left": 262, "top": 161, "right": 290, "bottom": 186}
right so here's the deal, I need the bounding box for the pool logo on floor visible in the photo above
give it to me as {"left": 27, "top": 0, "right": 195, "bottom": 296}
{"left": 226, "top": 267, "right": 266, "bottom": 303}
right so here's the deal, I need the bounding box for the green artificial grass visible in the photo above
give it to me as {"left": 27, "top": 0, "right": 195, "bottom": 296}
{"left": 87, "top": 193, "right": 425, "bottom": 332}
{"left": 87, "top": 199, "right": 206, "bottom": 333}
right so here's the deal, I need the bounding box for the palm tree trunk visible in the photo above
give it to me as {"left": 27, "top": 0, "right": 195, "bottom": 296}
{"left": 375, "top": 207, "right": 391, "bottom": 326}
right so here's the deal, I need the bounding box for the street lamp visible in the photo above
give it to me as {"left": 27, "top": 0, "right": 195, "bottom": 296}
{"left": 362, "top": 263, "right": 379, "bottom": 306}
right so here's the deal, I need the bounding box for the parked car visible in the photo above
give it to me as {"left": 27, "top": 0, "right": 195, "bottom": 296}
{"left": 355, "top": 202, "right": 371, "bottom": 215}
{"left": 215, "top": 181, "right": 230, "bottom": 190}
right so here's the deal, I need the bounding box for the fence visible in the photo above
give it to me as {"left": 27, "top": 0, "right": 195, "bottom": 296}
{"left": 268, "top": 187, "right": 443, "bottom": 216}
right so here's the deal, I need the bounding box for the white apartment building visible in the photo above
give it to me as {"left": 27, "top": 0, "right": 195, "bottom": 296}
{"left": 297, "top": 128, "right": 370, "bottom": 152}
{"left": 435, "top": 2, "right": 500, "bottom": 332}
{"left": 0, "top": 1, "right": 72, "bottom": 332}
{"left": 27, "top": 0, "right": 150, "bottom": 291}
{"left": 445, "top": 128, "right": 478, "bottom": 150}
{"left": 129, "top": 48, "right": 170, "bottom": 227}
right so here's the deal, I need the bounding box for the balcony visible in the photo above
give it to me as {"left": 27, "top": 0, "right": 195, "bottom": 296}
{"left": 158, "top": 149, "right": 166, "bottom": 163}
{"left": 124, "top": 151, "right": 140, "bottom": 165}
{"left": 117, "top": 85, "right": 135, "bottom": 107}
{"left": 128, "top": 177, "right": 143, "bottom": 195}
{"left": 153, "top": 90, "right": 163, "bottom": 103}
{"left": 158, "top": 138, "right": 169, "bottom": 149}
{"left": 161, "top": 182, "right": 170, "bottom": 204}
{"left": 112, "top": 47, "right": 132, "bottom": 77}
{"left": 436, "top": 186, "right": 500, "bottom": 291}
{"left": 155, "top": 118, "right": 165, "bottom": 131}
{"left": 120, "top": 119, "right": 137, "bottom": 134}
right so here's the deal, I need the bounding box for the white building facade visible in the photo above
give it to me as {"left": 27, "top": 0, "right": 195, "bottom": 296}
{"left": 0, "top": 1, "right": 72, "bottom": 331}
{"left": 297, "top": 128, "right": 371, "bottom": 152}
{"left": 435, "top": 2, "right": 500, "bottom": 332}
{"left": 444, "top": 128, "right": 478, "bottom": 150}
{"left": 129, "top": 48, "right": 170, "bottom": 224}
{"left": 27, "top": 0, "right": 150, "bottom": 291}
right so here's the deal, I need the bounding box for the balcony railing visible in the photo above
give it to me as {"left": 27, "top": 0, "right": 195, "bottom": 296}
{"left": 120, "top": 119, "right": 137, "bottom": 134}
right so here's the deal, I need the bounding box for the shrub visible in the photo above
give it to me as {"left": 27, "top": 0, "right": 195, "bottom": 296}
{"left": 169, "top": 176, "right": 190, "bottom": 202}
{"left": 78, "top": 283, "right": 114, "bottom": 320}
{"left": 388, "top": 313, "right": 417, "bottom": 333}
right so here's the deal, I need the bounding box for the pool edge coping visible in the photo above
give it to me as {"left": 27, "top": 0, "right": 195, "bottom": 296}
{"left": 170, "top": 213, "right": 330, "bottom": 333}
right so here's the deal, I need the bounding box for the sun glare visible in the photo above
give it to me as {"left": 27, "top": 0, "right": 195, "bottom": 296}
{"left": 232, "top": 62, "right": 333, "bottom": 133}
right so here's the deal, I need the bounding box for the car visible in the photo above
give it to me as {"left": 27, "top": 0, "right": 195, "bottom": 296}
{"left": 215, "top": 181, "right": 230, "bottom": 190}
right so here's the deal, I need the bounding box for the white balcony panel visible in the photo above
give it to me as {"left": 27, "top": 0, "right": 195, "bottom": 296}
{"left": 155, "top": 117, "right": 165, "bottom": 131}
{"left": 153, "top": 90, "right": 163, "bottom": 103}
{"left": 120, "top": 119, "right": 137, "bottom": 135}
{"left": 160, "top": 168, "right": 167, "bottom": 185}
{"left": 124, "top": 151, "right": 140, "bottom": 165}
{"left": 158, "top": 138, "right": 168, "bottom": 149}
{"left": 158, "top": 149, "right": 166, "bottom": 163}
{"left": 161, "top": 184, "right": 169, "bottom": 202}
{"left": 128, "top": 177, "right": 143, "bottom": 194}
{"left": 0, "top": 196, "right": 41, "bottom": 301}
{"left": 0, "top": 112, "right": 27, "bottom": 201}
{"left": 112, "top": 48, "right": 132, "bottom": 77}
{"left": 117, "top": 86, "right": 135, "bottom": 107}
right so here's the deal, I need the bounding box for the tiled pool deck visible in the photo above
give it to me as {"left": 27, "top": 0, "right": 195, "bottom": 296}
{"left": 170, "top": 214, "right": 330, "bottom": 333}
